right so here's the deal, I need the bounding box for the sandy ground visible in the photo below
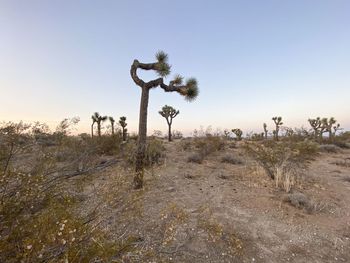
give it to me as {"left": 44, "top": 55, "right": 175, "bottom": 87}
{"left": 79, "top": 139, "right": 350, "bottom": 263}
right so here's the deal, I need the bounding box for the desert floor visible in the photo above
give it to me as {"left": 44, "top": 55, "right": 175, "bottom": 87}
{"left": 75, "top": 139, "right": 350, "bottom": 263}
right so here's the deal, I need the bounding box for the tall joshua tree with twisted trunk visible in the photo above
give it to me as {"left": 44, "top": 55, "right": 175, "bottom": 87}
{"left": 109, "top": 117, "right": 115, "bottom": 135}
{"left": 272, "top": 116, "right": 283, "bottom": 141}
{"left": 159, "top": 105, "right": 179, "bottom": 142}
{"left": 92, "top": 112, "right": 107, "bottom": 137}
{"left": 130, "top": 51, "right": 199, "bottom": 189}
{"left": 119, "top": 116, "right": 128, "bottom": 142}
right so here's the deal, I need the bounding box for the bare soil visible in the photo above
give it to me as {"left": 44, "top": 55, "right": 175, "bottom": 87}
{"left": 78, "top": 139, "right": 350, "bottom": 262}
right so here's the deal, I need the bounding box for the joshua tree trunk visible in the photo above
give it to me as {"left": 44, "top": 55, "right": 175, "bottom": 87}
{"left": 134, "top": 87, "right": 149, "bottom": 189}
{"left": 97, "top": 123, "right": 101, "bottom": 137}
{"left": 111, "top": 123, "right": 114, "bottom": 135}
{"left": 168, "top": 122, "right": 172, "bottom": 142}
{"left": 91, "top": 123, "right": 94, "bottom": 138}
{"left": 275, "top": 127, "right": 279, "bottom": 141}
{"left": 122, "top": 128, "right": 127, "bottom": 141}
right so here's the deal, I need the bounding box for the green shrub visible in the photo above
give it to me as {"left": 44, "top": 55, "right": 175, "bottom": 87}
{"left": 244, "top": 140, "right": 318, "bottom": 192}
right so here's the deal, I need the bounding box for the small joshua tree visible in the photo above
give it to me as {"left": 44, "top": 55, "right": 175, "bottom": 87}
{"left": 92, "top": 112, "right": 107, "bottom": 137}
{"left": 119, "top": 116, "right": 128, "bottom": 142}
{"left": 109, "top": 117, "right": 115, "bottom": 135}
{"left": 130, "top": 51, "right": 199, "bottom": 189}
{"left": 272, "top": 116, "right": 283, "bottom": 141}
{"left": 308, "top": 117, "right": 322, "bottom": 141}
{"left": 263, "top": 123, "right": 268, "bottom": 139}
{"left": 232, "top": 128, "right": 243, "bottom": 141}
{"left": 159, "top": 105, "right": 179, "bottom": 142}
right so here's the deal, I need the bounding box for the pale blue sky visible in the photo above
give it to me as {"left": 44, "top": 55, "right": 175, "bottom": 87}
{"left": 1, "top": 0, "right": 349, "bottom": 135}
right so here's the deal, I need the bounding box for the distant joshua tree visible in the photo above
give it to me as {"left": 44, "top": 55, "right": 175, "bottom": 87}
{"left": 159, "top": 105, "right": 179, "bottom": 142}
{"left": 232, "top": 128, "right": 243, "bottom": 141}
{"left": 119, "top": 116, "right": 128, "bottom": 142}
{"left": 263, "top": 123, "right": 268, "bottom": 139}
{"left": 321, "top": 117, "right": 338, "bottom": 141}
{"left": 130, "top": 51, "right": 199, "bottom": 189}
{"left": 109, "top": 117, "right": 115, "bottom": 135}
{"left": 272, "top": 116, "right": 283, "bottom": 141}
{"left": 92, "top": 112, "right": 107, "bottom": 137}
{"left": 91, "top": 114, "right": 96, "bottom": 138}
{"left": 308, "top": 117, "right": 322, "bottom": 140}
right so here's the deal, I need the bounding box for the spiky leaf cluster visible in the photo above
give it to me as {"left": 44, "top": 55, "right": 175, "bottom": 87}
{"left": 184, "top": 78, "right": 199, "bottom": 101}
{"left": 92, "top": 112, "right": 107, "bottom": 123}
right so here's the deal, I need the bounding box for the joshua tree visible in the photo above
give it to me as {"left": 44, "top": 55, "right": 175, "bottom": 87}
{"left": 232, "top": 128, "right": 243, "bottom": 141}
{"left": 308, "top": 117, "right": 322, "bottom": 140}
{"left": 92, "top": 112, "right": 107, "bottom": 137}
{"left": 130, "top": 51, "right": 199, "bottom": 189}
{"left": 321, "top": 117, "right": 337, "bottom": 141}
{"left": 272, "top": 116, "right": 283, "bottom": 141}
{"left": 263, "top": 123, "right": 268, "bottom": 139}
{"left": 91, "top": 114, "right": 96, "bottom": 138}
{"left": 119, "top": 116, "right": 128, "bottom": 142}
{"left": 223, "top": 129, "right": 231, "bottom": 139}
{"left": 333, "top": 123, "right": 342, "bottom": 135}
{"left": 109, "top": 117, "right": 115, "bottom": 135}
{"left": 159, "top": 105, "right": 179, "bottom": 142}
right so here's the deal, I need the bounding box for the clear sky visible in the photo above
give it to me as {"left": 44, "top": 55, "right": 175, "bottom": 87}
{"left": 1, "top": 0, "right": 349, "bottom": 135}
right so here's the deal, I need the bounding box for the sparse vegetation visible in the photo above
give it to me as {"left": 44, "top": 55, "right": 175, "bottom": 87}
{"left": 0, "top": 121, "right": 125, "bottom": 262}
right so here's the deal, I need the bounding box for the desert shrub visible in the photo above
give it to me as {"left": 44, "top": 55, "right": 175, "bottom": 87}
{"left": 193, "top": 134, "right": 225, "bottom": 156}
{"left": 123, "top": 138, "right": 166, "bottom": 167}
{"left": 179, "top": 139, "right": 193, "bottom": 151}
{"left": 0, "top": 122, "right": 121, "bottom": 262}
{"left": 332, "top": 139, "right": 350, "bottom": 149}
{"left": 187, "top": 153, "right": 204, "bottom": 164}
{"left": 283, "top": 192, "right": 314, "bottom": 213}
{"left": 244, "top": 140, "right": 318, "bottom": 192}
{"left": 94, "top": 134, "right": 123, "bottom": 155}
{"left": 185, "top": 134, "right": 225, "bottom": 164}
{"left": 221, "top": 154, "right": 243, "bottom": 165}
{"left": 319, "top": 144, "right": 342, "bottom": 153}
